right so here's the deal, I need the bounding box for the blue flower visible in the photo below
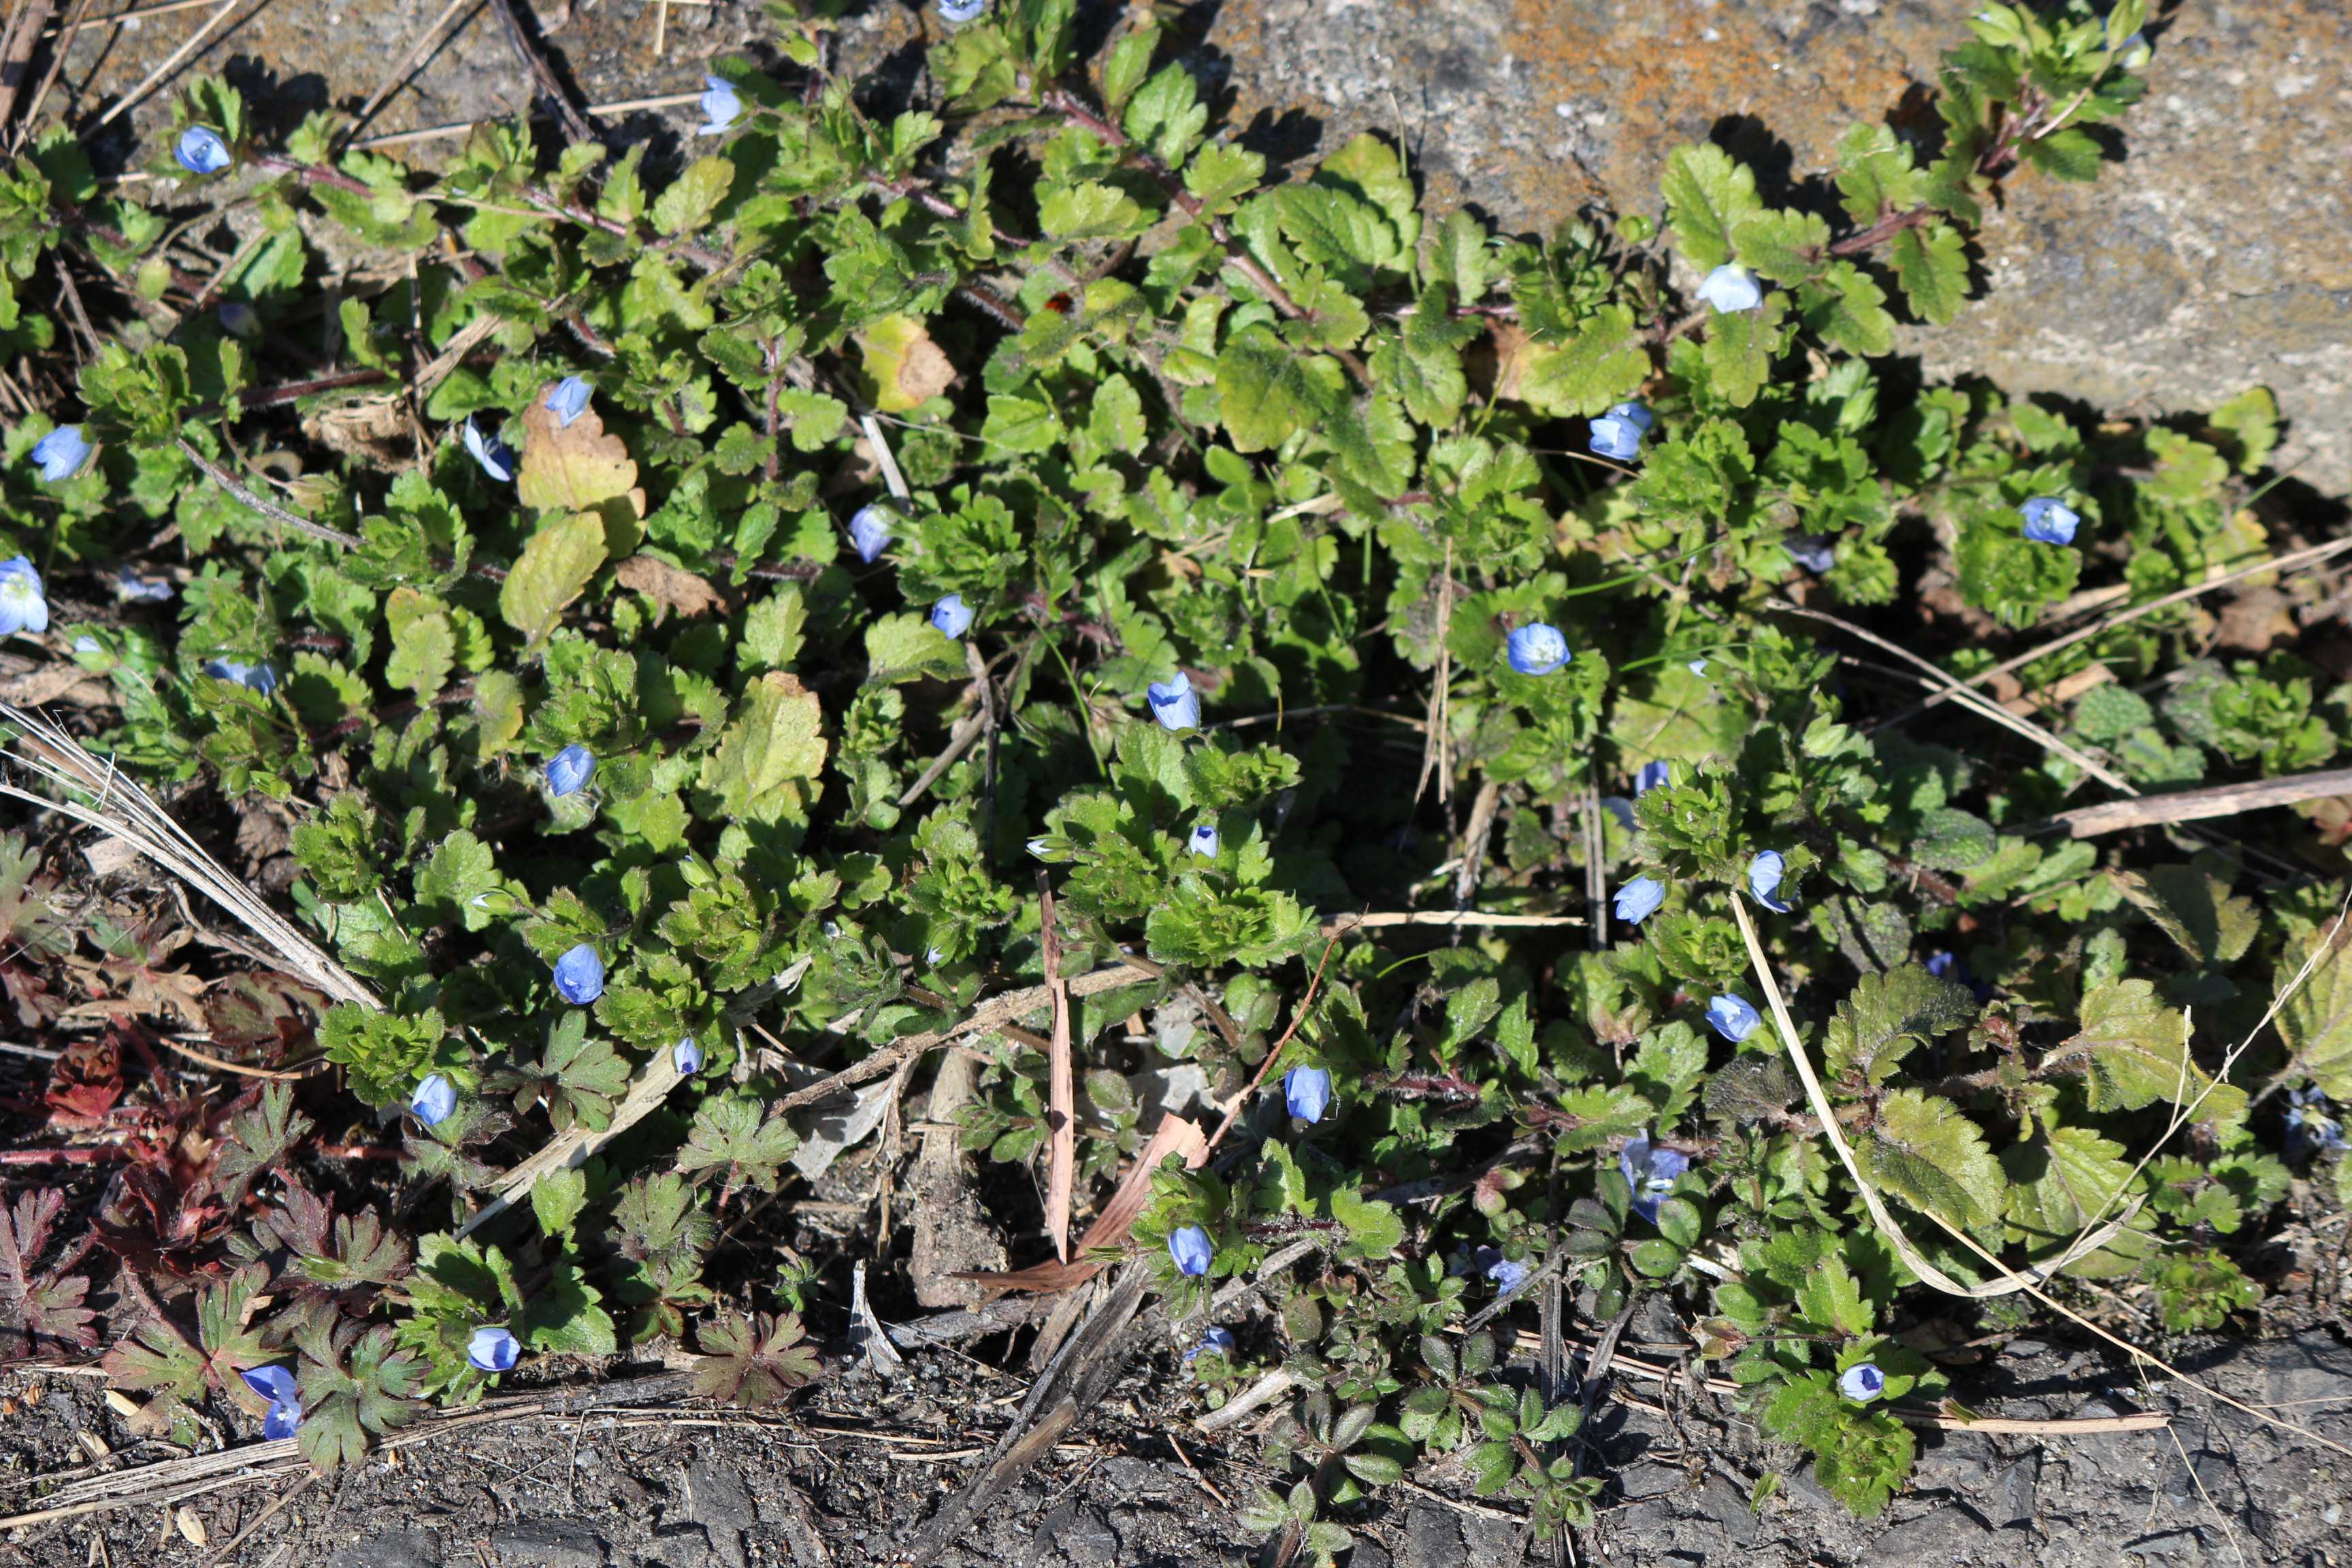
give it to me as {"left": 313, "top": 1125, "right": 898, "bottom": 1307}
{"left": 1925, "top": 950, "right": 1958, "bottom": 980}
{"left": 1635, "top": 760, "right": 1671, "bottom": 796}
{"left": 1183, "top": 1325, "right": 1237, "bottom": 1367}
{"left": 847, "top": 504, "right": 894, "bottom": 564}
{"left": 203, "top": 659, "right": 278, "bottom": 695}
{"left": 1697, "top": 263, "right": 1763, "bottom": 313}
{"left": 1688, "top": 659, "right": 1709, "bottom": 676}
{"left": 697, "top": 76, "right": 743, "bottom": 136}
{"left": 1839, "top": 1362, "right": 1885, "bottom": 1403}
{"left": 409, "top": 1074, "right": 457, "bottom": 1126}
{"left": 1505, "top": 623, "right": 1570, "bottom": 676}
{"left": 1748, "top": 849, "right": 1793, "bottom": 913}
{"left": 938, "top": 0, "right": 987, "bottom": 19}
{"left": 673, "top": 1037, "right": 704, "bottom": 1076}
{"left": 218, "top": 301, "right": 259, "bottom": 338}
{"left": 1588, "top": 410, "right": 1646, "bottom": 462}
{"left": 466, "top": 1326, "right": 520, "bottom": 1373}
{"left": 175, "top": 127, "right": 231, "bottom": 176}
{"left": 1613, "top": 876, "right": 1667, "bottom": 926}
{"left": 930, "top": 593, "right": 973, "bottom": 638}
{"left": 544, "top": 744, "right": 596, "bottom": 798}
{"left": 1620, "top": 1134, "right": 1691, "bottom": 1223}
{"left": 1485, "top": 1255, "right": 1529, "bottom": 1294}
{"left": 1705, "top": 994, "right": 1761, "bottom": 1043}
{"left": 1284, "top": 1066, "right": 1333, "bottom": 1124}
{"left": 553, "top": 945, "right": 605, "bottom": 1005}
{"left": 240, "top": 1365, "right": 301, "bottom": 1439}
{"left": 1188, "top": 823, "right": 1220, "bottom": 860}
{"left": 461, "top": 416, "right": 514, "bottom": 482}
{"left": 0, "top": 557, "right": 48, "bottom": 638}
{"left": 2021, "top": 497, "right": 2080, "bottom": 546}
{"left": 2285, "top": 1085, "right": 2346, "bottom": 1163}
{"left": 116, "top": 566, "right": 174, "bottom": 602}
{"left": 1168, "top": 1226, "right": 1213, "bottom": 1277}
{"left": 29, "top": 426, "right": 90, "bottom": 483}
{"left": 544, "top": 376, "right": 591, "bottom": 428}
{"left": 1147, "top": 672, "right": 1200, "bottom": 732}
{"left": 1599, "top": 796, "right": 1637, "bottom": 832}
{"left": 1786, "top": 536, "right": 1837, "bottom": 573}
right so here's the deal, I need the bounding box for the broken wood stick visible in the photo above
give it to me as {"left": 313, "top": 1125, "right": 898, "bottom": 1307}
{"left": 2046, "top": 767, "right": 2352, "bottom": 838}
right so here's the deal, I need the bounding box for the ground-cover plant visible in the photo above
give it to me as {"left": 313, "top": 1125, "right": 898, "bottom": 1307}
{"left": 0, "top": 0, "right": 2347, "bottom": 1545}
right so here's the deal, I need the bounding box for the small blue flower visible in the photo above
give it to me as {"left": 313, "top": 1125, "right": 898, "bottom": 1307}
{"left": 1688, "top": 659, "right": 1709, "bottom": 676}
{"left": 240, "top": 1365, "right": 300, "bottom": 1438}
{"left": 0, "top": 557, "right": 48, "bottom": 638}
{"left": 1635, "top": 761, "right": 1671, "bottom": 796}
{"left": 116, "top": 566, "right": 174, "bottom": 603}
{"left": 175, "top": 127, "right": 231, "bottom": 176}
{"left": 1485, "top": 1256, "right": 1529, "bottom": 1294}
{"left": 203, "top": 659, "right": 278, "bottom": 696}
{"left": 1588, "top": 410, "right": 1646, "bottom": 462}
{"left": 1188, "top": 823, "right": 1220, "bottom": 860}
{"left": 931, "top": 593, "right": 973, "bottom": 638}
{"left": 1505, "top": 623, "right": 1571, "bottom": 676}
{"left": 1614, "top": 876, "right": 1667, "bottom": 926}
{"left": 1748, "top": 850, "right": 1793, "bottom": 913}
{"left": 1284, "top": 1066, "right": 1333, "bottom": 1124}
{"left": 553, "top": 945, "right": 605, "bottom": 1005}
{"left": 1147, "top": 672, "right": 1200, "bottom": 732}
{"left": 217, "top": 301, "right": 259, "bottom": 338}
{"left": 1925, "top": 950, "right": 1958, "bottom": 980}
{"left": 461, "top": 416, "right": 514, "bottom": 483}
{"left": 673, "top": 1037, "right": 704, "bottom": 1076}
{"left": 544, "top": 376, "right": 591, "bottom": 427}
{"left": 29, "top": 426, "right": 90, "bottom": 483}
{"left": 937, "top": 0, "right": 987, "bottom": 20}
{"left": 1839, "top": 1362, "right": 1886, "bottom": 1403}
{"left": 467, "top": 1326, "right": 521, "bottom": 1373}
{"left": 1786, "top": 536, "right": 1837, "bottom": 573}
{"left": 2285, "top": 1085, "right": 2346, "bottom": 1163}
{"left": 1026, "top": 836, "right": 1054, "bottom": 860}
{"left": 1697, "top": 263, "right": 1763, "bottom": 314}
{"left": 1705, "top": 994, "right": 1761, "bottom": 1043}
{"left": 544, "top": 744, "right": 596, "bottom": 798}
{"left": 847, "top": 504, "right": 894, "bottom": 564}
{"left": 1168, "top": 1226, "right": 1213, "bottom": 1277}
{"left": 1599, "top": 796, "right": 1637, "bottom": 832}
{"left": 1620, "top": 1134, "right": 1691, "bottom": 1223}
{"left": 409, "top": 1074, "right": 457, "bottom": 1126}
{"left": 697, "top": 75, "right": 743, "bottom": 136}
{"left": 1184, "top": 1325, "right": 1237, "bottom": 1367}
{"left": 2021, "top": 497, "right": 2080, "bottom": 546}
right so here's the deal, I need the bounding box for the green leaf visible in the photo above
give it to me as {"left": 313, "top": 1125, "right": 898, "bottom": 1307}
{"left": 1699, "top": 291, "right": 1786, "bottom": 407}
{"left": 1792, "top": 1250, "right": 1874, "bottom": 1336}
{"left": 676, "top": 1095, "right": 802, "bottom": 1197}
{"left": 2069, "top": 980, "right": 2207, "bottom": 1113}
{"left": 1371, "top": 293, "right": 1476, "bottom": 428}
{"left": 1039, "top": 180, "right": 1147, "bottom": 242}
{"left": 651, "top": 154, "right": 736, "bottom": 235}
{"left": 1802, "top": 262, "right": 1896, "bottom": 358}
{"left": 295, "top": 1321, "right": 423, "bottom": 1469}
{"left": 1661, "top": 144, "right": 1761, "bottom": 272}
{"left": 1855, "top": 1089, "right": 2004, "bottom": 1231}
{"left": 691, "top": 1307, "right": 823, "bottom": 1408}
{"left": 864, "top": 610, "right": 968, "bottom": 684}
{"left": 2021, "top": 128, "right": 2103, "bottom": 182}
{"left": 2000, "top": 1124, "right": 2138, "bottom": 1269}
{"left": 498, "top": 514, "right": 608, "bottom": 650}
{"left": 1328, "top": 1187, "right": 1403, "bottom": 1260}
{"left": 1730, "top": 208, "right": 1829, "bottom": 285}
{"left": 1909, "top": 806, "right": 1995, "bottom": 870}
{"left": 1833, "top": 123, "right": 1923, "bottom": 226}
{"left": 1184, "top": 143, "right": 1264, "bottom": 213}
{"left": 2276, "top": 932, "right": 2352, "bottom": 1099}
{"left": 1890, "top": 221, "right": 1969, "bottom": 324}
{"left": 1513, "top": 303, "right": 1646, "bottom": 418}
{"left": 1822, "top": 965, "right": 1977, "bottom": 1085}
{"left": 215, "top": 1083, "right": 313, "bottom": 1206}
{"left": 531, "top": 1167, "right": 589, "bottom": 1240}
{"left": 2132, "top": 864, "right": 2258, "bottom": 969}
{"left": 1215, "top": 323, "right": 1343, "bottom": 451}
{"left": 382, "top": 587, "right": 455, "bottom": 700}
{"left": 697, "top": 670, "right": 828, "bottom": 824}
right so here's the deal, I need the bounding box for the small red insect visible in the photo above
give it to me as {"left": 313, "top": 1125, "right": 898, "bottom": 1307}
{"left": 1044, "top": 293, "right": 1074, "bottom": 314}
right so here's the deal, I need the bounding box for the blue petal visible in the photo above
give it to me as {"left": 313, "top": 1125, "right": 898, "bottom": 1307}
{"left": 1147, "top": 672, "right": 1201, "bottom": 732}
{"left": 673, "top": 1037, "right": 704, "bottom": 1075}
{"left": 1168, "top": 1226, "right": 1213, "bottom": 1277}
{"left": 553, "top": 945, "right": 606, "bottom": 1004}
{"left": 175, "top": 127, "right": 231, "bottom": 176}
{"left": 467, "top": 1326, "right": 521, "bottom": 1373}
{"left": 930, "top": 593, "right": 973, "bottom": 638}
{"left": 544, "top": 377, "right": 591, "bottom": 427}
{"left": 1505, "top": 623, "right": 1570, "bottom": 676}
{"left": 1284, "top": 1066, "right": 1333, "bottom": 1124}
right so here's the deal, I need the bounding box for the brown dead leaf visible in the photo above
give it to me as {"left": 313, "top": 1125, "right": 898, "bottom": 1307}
{"left": 0, "top": 662, "right": 115, "bottom": 709}
{"left": 855, "top": 315, "right": 957, "bottom": 413}
{"left": 956, "top": 1112, "right": 1207, "bottom": 1294}
{"left": 2216, "top": 586, "right": 2298, "bottom": 653}
{"left": 517, "top": 386, "right": 647, "bottom": 519}
{"left": 615, "top": 555, "right": 725, "bottom": 623}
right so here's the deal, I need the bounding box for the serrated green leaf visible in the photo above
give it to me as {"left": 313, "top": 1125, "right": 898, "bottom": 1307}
{"left": 1700, "top": 291, "right": 1786, "bottom": 407}
{"left": 1731, "top": 208, "right": 1829, "bottom": 285}
{"left": 697, "top": 670, "right": 827, "bottom": 824}
{"left": 1999, "top": 1124, "right": 2138, "bottom": 1269}
{"left": 1803, "top": 261, "right": 1897, "bottom": 358}
{"left": 2276, "top": 931, "right": 2352, "bottom": 1099}
{"left": 651, "top": 154, "right": 736, "bottom": 235}
{"left": 2070, "top": 980, "right": 2207, "bottom": 1113}
{"left": 498, "top": 513, "right": 607, "bottom": 650}
{"left": 1856, "top": 1089, "right": 2004, "bottom": 1231}
{"left": 677, "top": 1095, "right": 802, "bottom": 1197}
{"left": 1891, "top": 221, "right": 1969, "bottom": 324}
{"left": 1661, "top": 144, "right": 1761, "bottom": 272}
{"left": 1792, "top": 1250, "right": 1874, "bottom": 1336}
{"left": 1215, "top": 323, "right": 1343, "bottom": 451}
{"left": 1513, "top": 302, "right": 1646, "bottom": 418}
{"left": 1822, "top": 964, "right": 1976, "bottom": 1085}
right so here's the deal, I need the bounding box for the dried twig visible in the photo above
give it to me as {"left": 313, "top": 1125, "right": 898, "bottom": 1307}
{"left": 1040, "top": 876, "right": 1075, "bottom": 1263}
{"left": 1322, "top": 909, "right": 1585, "bottom": 934}
{"left": 176, "top": 440, "right": 366, "bottom": 551}
{"left": 2045, "top": 767, "right": 2352, "bottom": 838}
{"left": 0, "top": 0, "right": 59, "bottom": 137}
{"left": 483, "top": 0, "right": 592, "bottom": 145}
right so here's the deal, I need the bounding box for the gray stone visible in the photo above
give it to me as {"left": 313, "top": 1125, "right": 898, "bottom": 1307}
{"left": 1350, "top": 1537, "right": 1395, "bottom": 1568}
{"left": 1186, "top": 0, "right": 2352, "bottom": 494}
{"left": 1092, "top": 1456, "right": 1184, "bottom": 1499}
{"left": 1872, "top": 1503, "right": 1991, "bottom": 1558}
{"left": 327, "top": 1528, "right": 440, "bottom": 1568}
{"left": 1695, "top": 1474, "right": 1759, "bottom": 1546}
{"left": 682, "top": 1454, "right": 757, "bottom": 1568}
{"left": 1995, "top": 1452, "right": 2040, "bottom": 1527}
{"left": 2124, "top": 1528, "right": 2210, "bottom": 1563}
{"left": 1784, "top": 1464, "right": 1843, "bottom": 1513}
{"left": 489, "top": 1522, "right": 606, "bottom": 1568}
{"left": 1394, "top": 1504, "right": 1465, "bottom": 1568}
{"left": 1036, "top": 1504, "right": 1120, "bottom": 1568}
{"left": 2266, "top": 1331, "right": 2352, "bottom": 1409}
